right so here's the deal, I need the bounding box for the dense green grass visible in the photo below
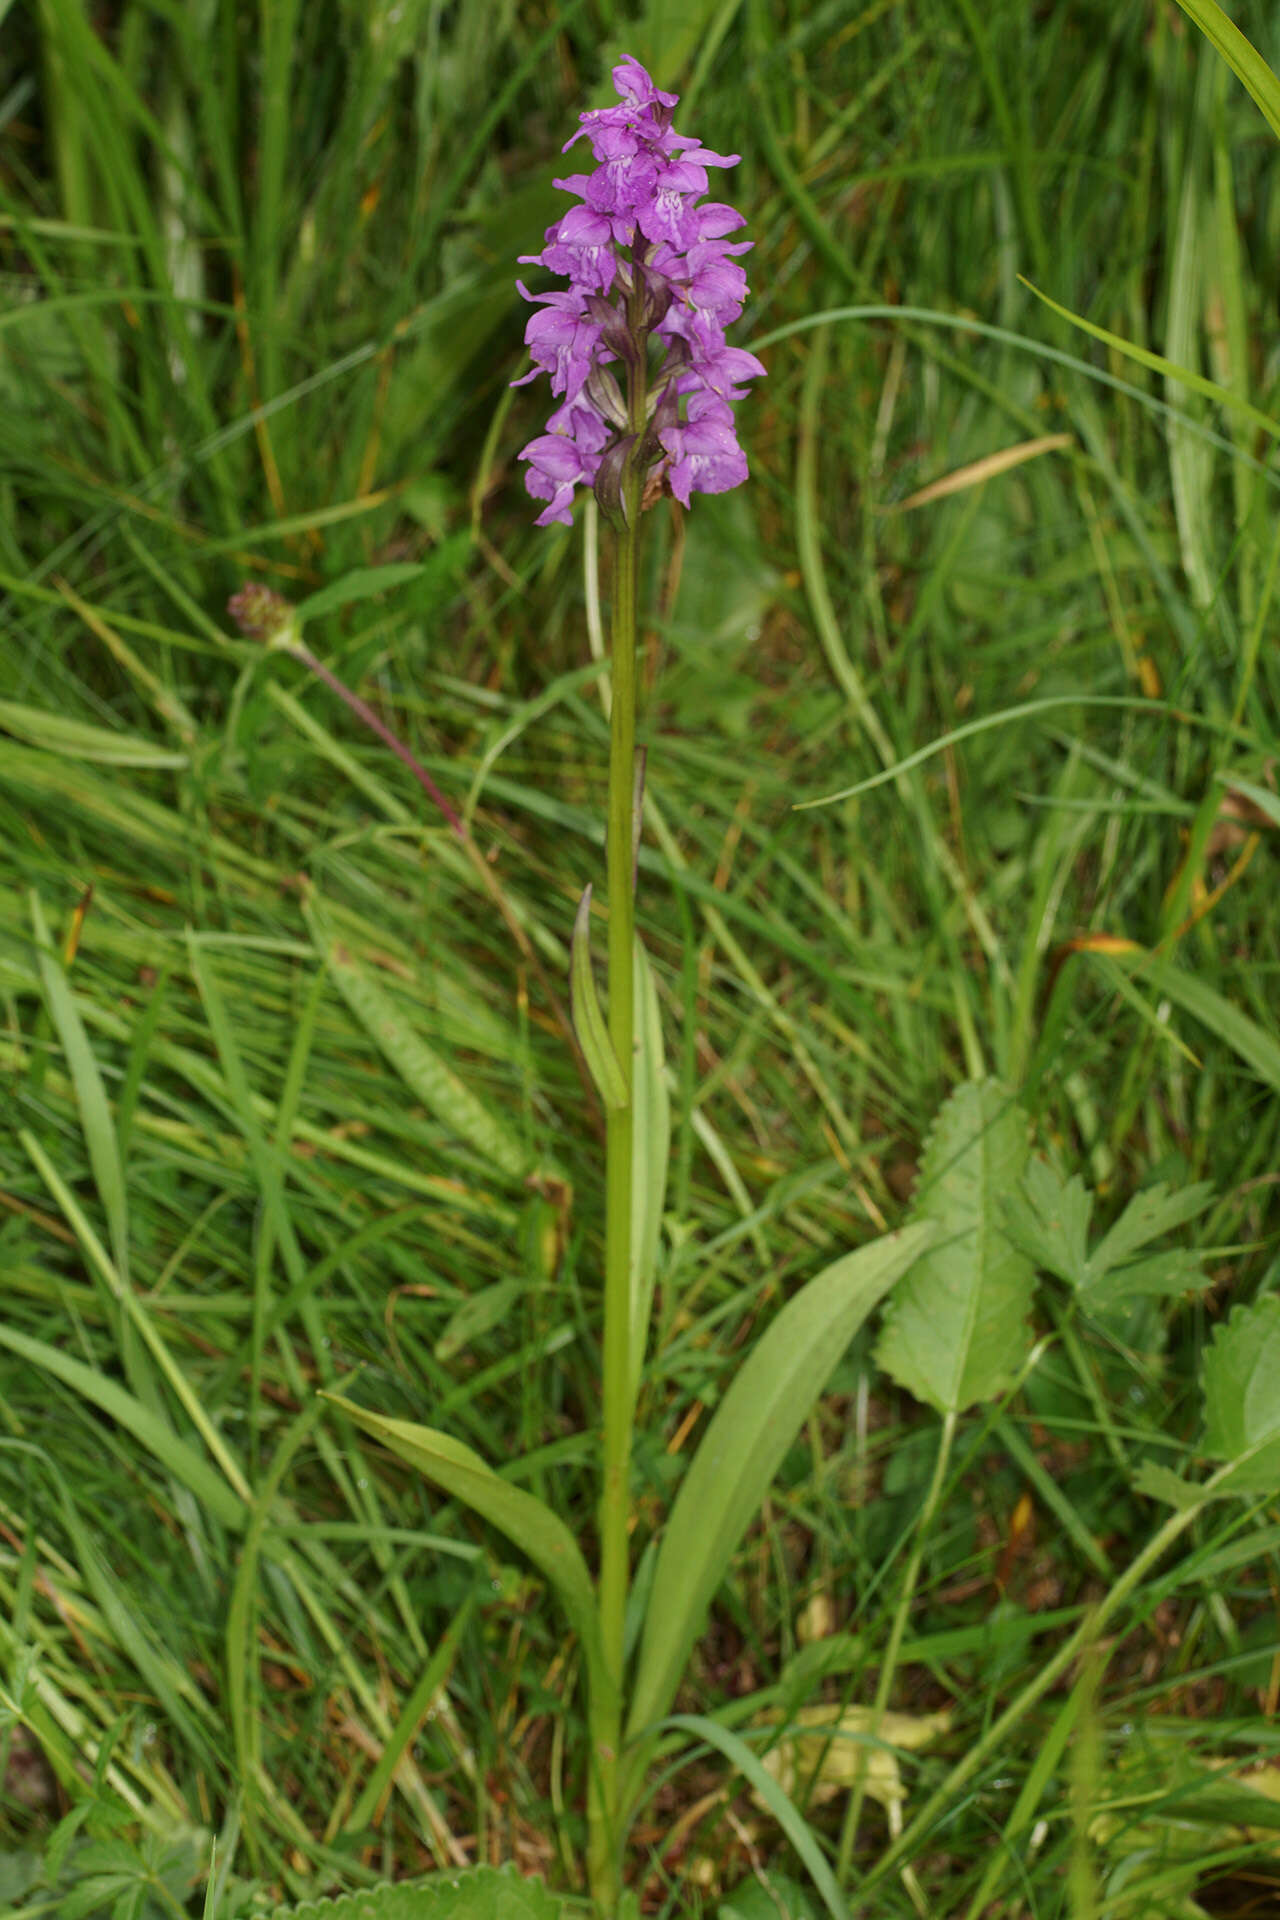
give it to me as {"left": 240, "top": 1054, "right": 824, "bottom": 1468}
{"left": 2, "top": 0, "right": 1279, "bottom": 1914}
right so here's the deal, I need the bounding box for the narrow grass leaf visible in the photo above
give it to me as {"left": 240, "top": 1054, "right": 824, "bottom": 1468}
{"left": 626, "top": 1223, "right": 934, "bottom": 1747}
{"left": 891, "top": 433, "right": 1073, "bottom": 512}
{"left": 876, "top": 1081, "right": 1032, "bottom": 1415}
{"left": 226, "top": 1404, "right": 323, "bottom": 1844}
{"left": 657, "top": 1714, "right": 849, "bottom": 1920}
{"left": 1168, "top": 0, "right": 1280, "bottom": 142}
{"left": 1215, "top": 772, "right": 1280, "bottom": 830}
{"left": 0, "top": 702, "right": 187, "bottom": 767}
{"left": 30, "top": 890, "right": 129, "bottom": 1283}
{"left": 1020, "top": 277, "right": 1280, "bottom": 440}
{"left": 307, "top": 901, "right": 532, "bottom": 1182}
{"left": 344, "top": 1593, "right": 478, "bottom": 1834}
{"left": 294, "top": 564, "right": 426, "bottom": 625}
{"left": 1098, "top": 950, "right": 1280, "bottom": 1097}
{"left": 19, "top": 1128, "right": 252, "bottom": 1505}
{"left": 0, "top": 1325, "right": 245, "bottom": 1531}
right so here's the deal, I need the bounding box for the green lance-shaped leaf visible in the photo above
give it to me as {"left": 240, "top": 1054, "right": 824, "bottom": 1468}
{"left": 629, "top": 932, "right": 670, "bottom": 1405}
{"left": 269, "top": 1864, "right": 567, "bottom": 1920}
{"left": 569, "top": 886, "right": 627, "bottom": 1111}
{"left": 1202, "top": 1295, "right": 1280, "bottom": 1496}
{"left": 876, "top": 1079, "right": 1032, "bottom": 1415}
{"left": 306, "top": 901, "right": 532, "bottom": 1183}
{"left": 323, "top": 1395, "right": 615, "bottom": 1721}
{"left": 625, "top": 1222, "right": 935, "bottom": 1750}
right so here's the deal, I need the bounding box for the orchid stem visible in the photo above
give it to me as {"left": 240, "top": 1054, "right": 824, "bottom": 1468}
{"left": 590, "top": 334, "right": 648, "bottom": 1914}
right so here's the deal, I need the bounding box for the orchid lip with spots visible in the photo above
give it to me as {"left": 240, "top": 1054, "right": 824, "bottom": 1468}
{"left": 513, "top": 54, "right": 765, "bottom": 525}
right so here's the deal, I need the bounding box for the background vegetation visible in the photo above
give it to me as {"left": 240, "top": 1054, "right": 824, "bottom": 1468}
{"left": 1, "top": 0, "right": 1278, "bottom": 1913}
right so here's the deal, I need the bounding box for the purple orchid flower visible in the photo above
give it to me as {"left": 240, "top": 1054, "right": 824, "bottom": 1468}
{"left": 513, "top": 55, "right": 764, "bottom": 527}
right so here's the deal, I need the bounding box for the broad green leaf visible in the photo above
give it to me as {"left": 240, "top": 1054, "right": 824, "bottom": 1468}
{"left": 1167, "top": 0, "right": 1280, "bottom": 143}
{"left": 294, "top": 564, "right": 426, "bottom": 625}
{"left": 270, "top": 1865, "right": 567, "bottom": 1920}
{"left": 1202, "top": 1296, "right": 1280, "bottom": 1495}
{"left": 1005, "top": 1160, "right": 1214, "bottom": 1308}
{"left": 625, "top": 1223, "right": 934, "bottom": 1748}
{"left": 569, "top": 887, "right": 626, "bottom": 1111}
{"left": 323, "top": 1395, "right": 613, "bottom": 1716}
{"left": 630, "top": 933, "right": 670, "bottom": 1405}
{"left": 0, "top": 700, "right": 187, "bottom": 767}
{"left": 876, "top": 1081, "right": 1031, "bottom": 1414}
{"left": 306, "top": 901, "right": 532, "bottom": 1183}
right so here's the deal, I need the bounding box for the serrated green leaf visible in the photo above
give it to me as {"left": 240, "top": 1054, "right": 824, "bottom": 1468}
{"left": 1090, "top": 1182, "right": 1214, "bottom": 1277}
{"left": 1133, "top": 1462, "right": 1204, "bottom": 1512}
{"left": 876, "top": 1081, "right": 1032, "bottom": 1414}
{"left": 323, "top": 1395, "right": 614, "bottom": 1723}
{"left": 630, "top": 933, "right": 670, "bottom": 1406}
{"left": 1005, "top": 1162, "right": 1214, "bottom": 1309}
{"left": 1202, "top": 1296, "right": 1280, "bottom": 1495}
{"left": 718, "top": 1873, "right": 820, "bottom": 1920}
{"left": 1090, "top": 1249, "right": 1212, "bottom": 1302}
{"left": 625, "top": 1223, "right": 934, "bottom": 1749}
{"left": 305, "top": 901, "right": 532, "bottom": 1183}
{"left": 271, "top": 1864, "right": 567, "bottom": 1920}
{"left": 1002, "top": 1157, "right": 1093, "bottom": 1287}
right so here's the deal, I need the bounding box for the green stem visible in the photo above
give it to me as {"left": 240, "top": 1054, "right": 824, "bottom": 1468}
{"left": 589, "top": 335, "right": 648, "bottom": 1914}
{"left": 853, "top": 1477, "right": 1218, "bottom": 1910}
{"left": 836, "top": 1408, "right": 956, "bottom": 1881}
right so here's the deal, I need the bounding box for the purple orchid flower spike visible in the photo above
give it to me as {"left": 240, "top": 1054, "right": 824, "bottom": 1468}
{"left": 513, "top": 54, "right": 764, "bottom": 527}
